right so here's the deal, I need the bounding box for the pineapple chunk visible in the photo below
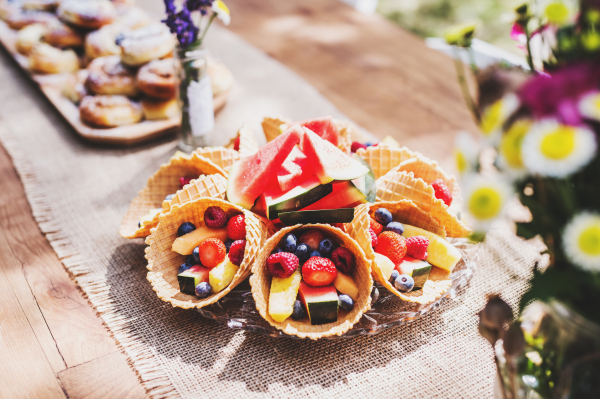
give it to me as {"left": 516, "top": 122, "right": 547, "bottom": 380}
{"left": 402, "top": 224, "right": 462, "bottom": 272}
{"left": 374, "top": 253, "right": 395, "bottom": 280}
{"left": 209, "top": 259, "right": 239, "bottom": 293}
{"left": 268, "top": 270, "right": 302, "bottom": 322}
{"left": 333, "top": 272, "right": 359, "bottom": 301}
{"left": 172, "top": 226, "right": 228, "bottom": 255}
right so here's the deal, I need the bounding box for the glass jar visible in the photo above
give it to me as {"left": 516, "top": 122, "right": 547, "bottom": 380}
{"left": 176, "top": 47, "right": 215, "bottom": 152}
{"left": 496, "top": 301, "right": 600, "bottom": 399}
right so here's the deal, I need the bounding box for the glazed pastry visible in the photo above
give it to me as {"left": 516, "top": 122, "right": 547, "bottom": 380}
{"left": 119, "top": 23, "right": 174, "bottom": 66}
{"left": 5, "top": 10, "right": 55, "bottom": 29}
{"left": 0, "top": 1, "right": 22, "bottom": 21}
{"left": 15, "top": 23, "right": 47, "bottom": 55}
{"left": 62, "top": 69, "right": 89, "bottom": 103}
{"left": 79, "top": 95, "right": 143, "bottom": 127}
{"left": 141, "top": 98, "right": 179, "bottom": 120}
{"left": 85, "top": 55, "right": 137, "bottom": 96}
{"left": 29, "top": 43, "right": 79, "bottom": 74}
{"left": 111, "top": 0, "right": 134, "bottom": 8}
{"left": 44, "top": 19, "right": 84, "bottom": 48}
{"left": 22, "top": 0, "right": 59, "bottom": 12}
{"left": 84, "top": 23, "right": 127, "bottom": 60}
{"left": 58, "top": 0, "right": 116, "bottom": 29}
{"left": 115, "top": 6, "right": 150, "bottom": 29}
{"left": 137, "top": 58, "right": 176, "bottom": 100}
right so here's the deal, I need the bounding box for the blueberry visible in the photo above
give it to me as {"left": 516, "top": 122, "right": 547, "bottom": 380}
{"left": 294, "top": 243, "right": 310, "bottom": 263}
{"left": 178, "top": 263, "right": 192, "bottom": 274}
{"left": 365, "top": 142, "right": 373, "bottom": 147}
{"left": 186, "top": 255, "right": 197, "bottom": 266}
{"left": 177, "top": 222, "right": 196, "bottom": 237}
{"left": 371, "top": 286, "right": 380, "bottom": 303}
{"left": 281, "top": 233, "right": 297, "bottom": 253}
{"left": 374, "top": 208, "right": 393, "bottom": 225}
{"left": 339, "top": 294, "right": 354, "bottom": 311}
{"left": 192, "top": 246, "right": 201, "bottom": 264}
{"left": 138, "top": 221, "right": 141, "bottom": 228}
{"left": 310, "top": 250, "right": 321, "bottom": 258}
{"left": 271, "top": 247, "right": 283, "bottom": 256}
{"left": 291, "top": 300, "right": 306, "bottom": 320}
{"left": 195, "top": 282, "right": 212, "bottom": 298}
{"left": 224, "top": 240, "right": 234, "bottom": 253}
{"left": 389, "top": 269, "right": 399, "bottom": 283}
{"left": 318, "top": 239, "right": 334, "bottom": 257}
{"left": 385, "top": 221, "right": 404, "bottom": 235}
{"left": 395, "top": 274, "right": 414, "bottom": 293}
{"left": 165, "top": 194, "right": 174, "bottom": 201}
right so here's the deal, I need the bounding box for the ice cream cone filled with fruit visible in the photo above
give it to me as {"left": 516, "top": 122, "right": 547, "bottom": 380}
{"left": 250, "top": 224, "right": 372, "bottom": 339}
{"left": 145, "top": 197, "right": 269, "bottom": 308}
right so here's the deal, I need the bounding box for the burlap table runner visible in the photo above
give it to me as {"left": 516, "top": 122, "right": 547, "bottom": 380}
{"left": 0, "top": 23, "right": 539, "bottom": 398}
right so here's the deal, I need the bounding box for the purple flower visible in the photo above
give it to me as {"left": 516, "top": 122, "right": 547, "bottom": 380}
{"left": 187, "top": 0, "right": 214, "bottom": 14}
{"left": 163, "top": 0, "right": 199, "bottom": 48}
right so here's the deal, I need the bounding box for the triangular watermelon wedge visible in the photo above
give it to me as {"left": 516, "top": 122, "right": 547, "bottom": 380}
{"left": 277, "top": 146, "right": 314, "bottom": 192}
{"left": 300, "top": 128, "right": 369, "bottom": 184}
{"left": 227, "top": 125, "right": 303, "bottom": 209}
{"left": 298, "top": 116, "right": 339, "bottom": 146}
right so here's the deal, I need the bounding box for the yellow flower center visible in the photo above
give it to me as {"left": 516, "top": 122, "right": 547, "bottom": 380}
{"left": 578, "top": 225, "right": 600, "bottom": 256}
{"left": 480, "top": 100, "right": 503, "bottom": 136}
{"left": 500, "top": 120, "right": 530, "bottom": 168}
{"left": 468, "top": 186, "right": 503, "bottom": 220}
{"left": 545, "top": 2, "right": 570, "bottom": 26}
{"left": 540, "top": 126, "right": 576, "bottom": 160}
{"left": 455, "top": 150, "right": 468, "bottom": 173}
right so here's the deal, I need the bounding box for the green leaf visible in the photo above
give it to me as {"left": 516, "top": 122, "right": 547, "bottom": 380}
{"left": 516, "top": 221, "right": 537, "bottom": 240}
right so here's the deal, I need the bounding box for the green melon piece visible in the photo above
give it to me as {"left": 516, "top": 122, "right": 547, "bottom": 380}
{"left": 352, "top": 154, "right": 376, "bottom": 202}
{"left": 278, "top": 208, "right": 355, "bottom": 226}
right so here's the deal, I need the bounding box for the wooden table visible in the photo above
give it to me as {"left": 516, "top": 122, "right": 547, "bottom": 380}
{"left": 0, "top": 1, "right": 475, "bottom": 398}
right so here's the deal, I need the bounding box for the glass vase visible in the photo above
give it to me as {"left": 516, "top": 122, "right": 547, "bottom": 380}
{"left": 176, "top": 46, "right": 215, "bottom": 152}
{"left": 495, "top": 301, "right": 600, "bottom": 399}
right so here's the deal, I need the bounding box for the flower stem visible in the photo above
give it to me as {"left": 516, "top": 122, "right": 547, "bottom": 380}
{"left": 452, "top": 47, "right": 481, "bottom": 124}
{"left": 199, "top": 13, "right": 217, "bottom": 45}
{"left": 524, "top": 23, "right": 535, "bottom": 72}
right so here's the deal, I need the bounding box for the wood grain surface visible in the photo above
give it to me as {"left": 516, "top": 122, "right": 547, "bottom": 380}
{"left": 0, "top": 0, "right": 475, "bottom": 398}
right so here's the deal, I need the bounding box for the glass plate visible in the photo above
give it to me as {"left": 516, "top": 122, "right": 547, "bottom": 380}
{"left": 197, "top": 240, "right": 478, "bottom": 338}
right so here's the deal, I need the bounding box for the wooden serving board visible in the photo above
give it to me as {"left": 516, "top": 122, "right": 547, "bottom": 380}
{"left": 0, "top": 19, "right": 230, "bottom": 146}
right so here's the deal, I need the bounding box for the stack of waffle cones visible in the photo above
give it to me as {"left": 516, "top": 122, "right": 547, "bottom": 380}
{"left": 225, "top": 124, "right": 260, "bottom": 158}
{"left": 119, "top": 153, "right": 228, "bottom": 239}
{"left": 250, "top": 224, "right": 372, "bottom": 339}
{"left": 145, "top": 198, "right": 271, "bottom": 308}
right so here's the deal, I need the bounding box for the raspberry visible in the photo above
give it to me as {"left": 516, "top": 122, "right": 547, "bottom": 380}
{"left": 204, "top": 206, "right": 228, "bottom": 229}
{"left": 179, "top": 176, "right": 194, "bottom": 189}
{"left": 302, "top": 257, "right": 337, "bottom": 287}
{"left": 233, "top": 135, "right": 240, "bottom": 151}
{"left": 374, "top": 231, "right": 407, "bottom": 264}
{"left": 228, "top": 240, "right": 246, "bottom": 265}
{"left": 370, "top": 218, "right": 383, "bottom": 236}
{"left": 198, "top": 238, "right": 226, "bottom": 268}
{"left": 267, "top": 252, "right": 299, "bottom": 278}
{"left": 431, "top": 179, "right": 453, "bottom": 206}
{"left": 331, "top": 247, "right": 355, "bottom": 275}
{"left": 406, "top": 236, "right": 429, "bottom": 260}
{"left": 350, "top": 141, "right": 368, "bottom": 153}
{"left": 227, "top": 214, "right": 246, "bottom": 241}
{"left": 369, "top": 228, "right": 378, "bottom": 248}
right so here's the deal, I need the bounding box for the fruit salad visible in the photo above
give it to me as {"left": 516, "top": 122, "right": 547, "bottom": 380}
{"left": 173, "top": 205, "right": 247, "bottom": 299}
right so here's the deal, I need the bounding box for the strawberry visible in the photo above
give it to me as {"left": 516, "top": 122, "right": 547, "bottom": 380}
{"left": 369, "top": 228, "right": 378, "bottom": 248}
{"left": 198, "top": 238, "right": 226, "bottom": 268}
{"left": 179, "top": 176, "right": 194, "bottom": 189}
{"left": 228, "top": 240, "right": 246, "bottom": 266}
{"left": 267, "top": 252, "right": 299, "bottom": 278}
{"left": 204, "top": 206, "right": 228, "bottom": 229}
{"left": 370, "top": 218, "right": 383, "bottom": 236}
{"left": 406, "top": 236, "right": 429, "bottom": 260}
{"left": 431, "top": 179, "right": 453, "bottom": 206}
{"left": 351, "top": 141, "right": 367, "bottom": 153}
{"left": 233, "top": 135, "right": 241, "bottom": 151}
{"left": 302, "top": 257, "right": 337, "bottom": 287}
{"left": 331, "top": 247, "right": 355, "bottom": 275}
{"left": 374, "top": 231, "right": 407, "bottom": 264}
{"left": 227, "top": 214, "right": 246, "bottom": 241}
{"left": 298, "top": 229, "right": 324, "bottom": 251}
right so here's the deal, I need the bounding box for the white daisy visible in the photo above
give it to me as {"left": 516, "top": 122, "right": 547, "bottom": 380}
{"left": 521, "top": 119, "right": 597, "bottom": 177}
{"left": 462, "top": 173, "right": 513, "bottom": 231}
{"left": 578, "top": 91, "right": 600, "bottom": 121}
{"left": 454, "top": 131, "right": 480, "bottom": 175}
{"left": 563, "top": 212, "right": 600, "bottom": 272}
{"left": 212, "top": 0, "right": 230, "bottom": 26}
{"left": 479, "top": 93, "right": 520, "bottom": 144}
{"left": 497, "top": 119, "right": 532, "bottom": 179}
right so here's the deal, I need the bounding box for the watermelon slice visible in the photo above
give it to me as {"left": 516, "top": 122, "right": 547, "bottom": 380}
{"left": 300, "top": 128, "right": 369, "bottom": 184}
{"left": 227, "top": 125, "right": 303, "bottom": 209}
{"left": 301, "top": 181, "right": 367, "bottom": 211}
{"left": 299, "top": 116, "right": 339, "bottom": 146}
{"left": 277, "top": 146, "right": 313, "bottom": 192}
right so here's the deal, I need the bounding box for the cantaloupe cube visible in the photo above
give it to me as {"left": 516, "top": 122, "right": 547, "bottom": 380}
{"left": 172, "top": 226, "right": 228, "bottom": 255}
{"left": 268, "top": 269, "right": 302, "bottom": 322}
{"left": 209, "top": 259, "right": 239, "bottom": 293}
{"left": 333, "top": 272, "right": 359, "bottom": 301}
{"left": 374, "top": 252, "right": 395, "bottom": 280}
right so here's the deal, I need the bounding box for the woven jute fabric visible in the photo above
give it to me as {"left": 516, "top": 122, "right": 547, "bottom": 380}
{"left": 0, "top": 22, "right": 540, "bottom": 399}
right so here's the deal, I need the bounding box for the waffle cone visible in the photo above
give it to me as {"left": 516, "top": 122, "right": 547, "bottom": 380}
{"left": 120, "top": 153, "right": 227, "bottom": 239}
{"left": 162, "top": 174, "right": 228, "bottom": 213}
{"left": 376, "top": 170, "right": 471, "bottom": 238}
{"left": 145, "top": 197, "right": 270, "bottom": 309}
{"left": 356, "top": 144, "right": 421, "bottom": 179}
{"left": 394, "top": 156, "right": 463, "bottom": 212}
{"left": 332, "top": 119, "right": 354, "bottom": 154}
{"left": 225, "top": 124, "right": 260, "bottom": 158}
{"left": 192, "top": 147, "right": 240, "bottom": 172}
{"left": 250, "top": 224, "right": 372, "bottom": 339}
{"left": 261, "top": 116, "right": 290, "bottom": 143}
